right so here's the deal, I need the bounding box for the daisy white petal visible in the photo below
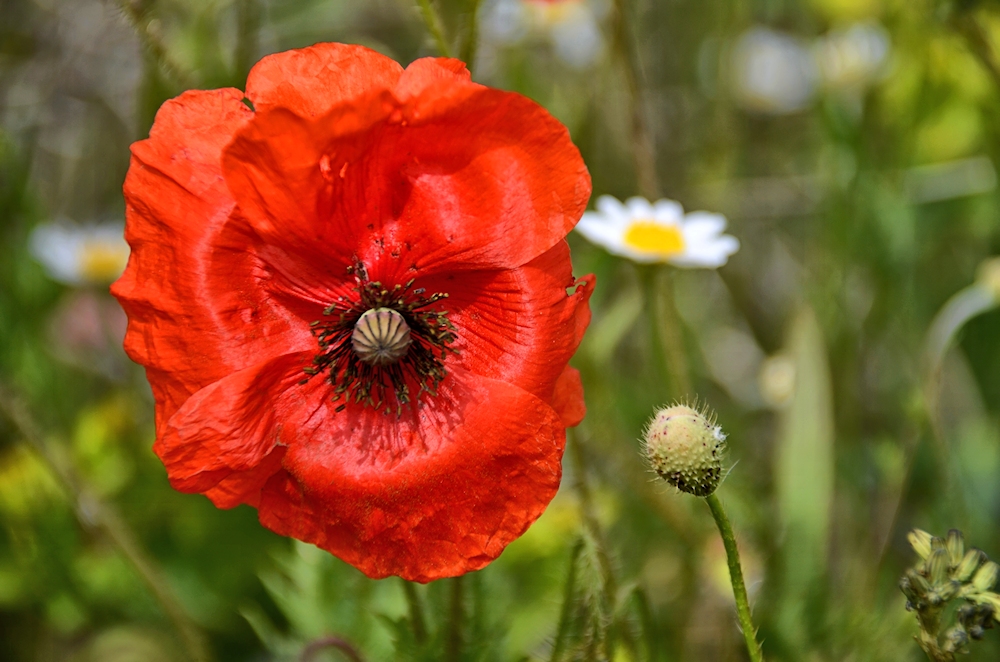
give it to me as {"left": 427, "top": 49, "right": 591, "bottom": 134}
{"left": 595, "top": 194, "right": 632, "bottom": 225}
{"left": 625, "top": 196, "right": 657, "bottom": 219}
{"left": 681, "top": 211, "right": 728, "bottom": 238}
{"left": 574, "top": 195, "right": 739, "bottom": 269}
{"left": 577, "top": 212, "right": 626, "bottom": 248}
{"left": 652, "top": 199, "right": 684, "bottom": 224}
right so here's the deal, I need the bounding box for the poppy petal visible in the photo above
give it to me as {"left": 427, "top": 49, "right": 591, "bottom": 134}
{"left": 411, "top": 241, "right": 593, "bottom": 406}
{"left": 112, "top": 89, "right": 313, "bottom": 431}
{"left": 393, "top": 57, "right": 470, "bottom": 100}
{"left": 156, "top": 351, "right": 313, "bottom": 494}
{"left": 263, "top": 370, "right": 566, "bottom": 582}
{"left": 245, "top": 42, "right": 403, "bottom": 117}
{"left": 551, "top": 366, "right": 587, "bottom": 427}
{"left": 156, "top": 348, "right": 566, "bottom": 582}
{"left": 222, "top": 67, "right": 590, "bottom": 277}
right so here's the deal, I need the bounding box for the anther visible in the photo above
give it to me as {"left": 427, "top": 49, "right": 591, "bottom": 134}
{"left": 352, "top": 308, "right": 412, "bottom": 366}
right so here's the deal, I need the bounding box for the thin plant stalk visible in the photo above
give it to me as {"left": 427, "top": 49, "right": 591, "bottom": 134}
{"left": 113, "top": 0, "right": 195, "bottom": 88}
{"left": 234, "top": 0, "right": 262, "bottom": 84}
{"left": 460, "top": 0, "right": 484, "bottom": 70}
{"left": 445, "top": 575, "right": 465, "bottom": 662}
{"left": 705, "top": 493, "right": 764, "bottom": 662}
{"left": 401, "top": 579, "right": 428, "bottom": 645}
{"left": 0, "top": 384, "right": 211, "bottom": 662}
{"left": 611, "top": 0, "right": 660, "bottom": 199}
{"left": 416, "top": 0, "right": 453, "bottom": 58}
{"left": 951, "top": 9, "right": 1000, "bottom": 96}
{"left": 630, "top": 585, "right": 658, "bottom": 662}
{"left": 641, "top": 266, "right": 693, "bottom": 398}
{"left": 550, "top": 538, "right": 585, "bottom": 662}
{"left": 567, "top": 431, "right": 638, "bottom": 658}
{"left": 569, "top": 433, "right": 616, "bottom": 596}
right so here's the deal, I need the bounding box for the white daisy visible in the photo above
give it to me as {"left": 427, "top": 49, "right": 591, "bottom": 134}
{"left": 575, "top": 195, "right": 740, "bottom": 268}
{"left": 29, "top": 220, "right": 129, "bottom": 286}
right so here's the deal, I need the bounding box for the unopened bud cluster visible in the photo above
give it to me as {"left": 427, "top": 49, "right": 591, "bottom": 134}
{"left": 901, "top": 529, "right": 1000, "bottom": 660}
{"left": 643, "top": 403, "right": 726, "bottom": 497}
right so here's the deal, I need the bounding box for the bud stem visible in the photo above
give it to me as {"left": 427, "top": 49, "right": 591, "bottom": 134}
{"left": 705, "top": 493, "right": 765, "bottom": 662}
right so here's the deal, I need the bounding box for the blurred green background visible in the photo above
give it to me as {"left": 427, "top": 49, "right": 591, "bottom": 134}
{"left": 2, "top": 0, "right": 1000, "bottom": 660}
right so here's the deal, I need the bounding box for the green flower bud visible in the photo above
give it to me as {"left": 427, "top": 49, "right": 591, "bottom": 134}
{"left": 943, "top": 626, "right": 969, "bottom": 653}
{"left": 972, "top": 592, "right": 1000, "bottom": 623}
{"left": 937, "top": 579, "right": 961, "bottom": 602}
{"left": 926, "top": 548, "right": 950, "bottom": 587}
{"left": 947, "top": 529, "right": 965, "bottom": 568}
{"left": 956, "top": 549, "right": 987, "bottom": 583}
{"left": 906, "top": 568, "right": 932, "bottom": 598}
{"left": 973, "top": 561, "right": 1000, "bottom": 593}
{"left": 908, "top": 529, "right": 933, "bottom": 560}
{"left": 643, "top": 403, "right": 726, "bottom": 497}
{"left": 900, "top": 576, "right": 919, "bottom": 604}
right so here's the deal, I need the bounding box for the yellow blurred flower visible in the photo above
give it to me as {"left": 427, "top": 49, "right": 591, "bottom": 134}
{"left": 29, "top": 221, "right": 129, "bottom": 286}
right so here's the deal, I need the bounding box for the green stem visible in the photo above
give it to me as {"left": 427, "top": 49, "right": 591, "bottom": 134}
{"left": 416, "top": 0, "right": 453, "bottom": 58}
{"left": 445, "top": 575, "right": 465, "bottom": 662}
{"left": 549, "top": 538, "right": 585, "bottom": 662}
{"left": 705, "top": 493, "right": 764, "bottom": 662}
{"left": 630, "top": 585, "right": 658, "bottom": 662}
{"left": 401, "top": 580, "right": 428, "bottom": 645}
{"left": 568, "top": 432, "right": 616, "bottom": 597}
{"left": 951, "top": 8, "right": 1000, "bottom": 97}
{"left": 234, "top": 0, "right": 262, "bottom": 84}
{"left": 0, "top": 385, "right": 211, "bottom": 662}
{"left": 115, "top": 0, "right": 195, "bottom": 88}
{"left": 568, "top": 432, "right": 638, "bottom": 659}
{"left": 460, "top": 0, "right": 483, "bottom": 69}
{"left": 641, "top": 266, "right": 692, "bottom": 398}
{"left": 612, "top": 0, "right": 660, "bottom": 199}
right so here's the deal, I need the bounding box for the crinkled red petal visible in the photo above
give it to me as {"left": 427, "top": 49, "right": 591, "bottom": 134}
{"left": 245, "top": 42, "right": 403, "bottom": 117}
{"left": 155, "top": 351, "right": 312, "bottom": 494}
{"left": 222, "top": 59, "right": 591, "bottom": 278}
{"left": 158, "top": 352, "right": 565, "bottom": 582}
{"left": 111, "top": 89, "right": 316, "bottom": 433}
{"left": 409, "top": 241, "right": 593, "bottom": 407}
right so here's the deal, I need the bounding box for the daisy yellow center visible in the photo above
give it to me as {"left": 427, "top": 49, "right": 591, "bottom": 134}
{"left": 623, "top": 222, "right": 685, "bottom": 256}
{"left": 79, "top": 242, "right": 129, "bottom": 282}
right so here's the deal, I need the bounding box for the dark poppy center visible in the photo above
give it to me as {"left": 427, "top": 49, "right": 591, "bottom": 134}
{"left": 303, "top": 261, "right": 457, "bottom": 415}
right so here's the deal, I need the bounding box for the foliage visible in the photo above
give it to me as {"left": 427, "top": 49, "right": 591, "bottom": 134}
{"left": 2, "top": 0, "right": 1000, "bottom": 660}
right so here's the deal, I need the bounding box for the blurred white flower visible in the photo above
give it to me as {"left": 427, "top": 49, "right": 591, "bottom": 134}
{"left": 29, "top": 221, "right": 129, "bottom": 286}
{"left": 731, "top": 26, "right": 818, "bottom": 114}
{"left": 576, "top": 195, "right": 740, "bottom": 267}
{"left": 482, "top": 0, "right": 604, "bottom": 69}
{"left": 815, "top": 21, "right": 890, "bottom": 90}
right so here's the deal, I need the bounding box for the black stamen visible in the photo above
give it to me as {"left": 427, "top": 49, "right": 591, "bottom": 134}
{"left": 304, "top": 259, "right": 458, "bottom": 416}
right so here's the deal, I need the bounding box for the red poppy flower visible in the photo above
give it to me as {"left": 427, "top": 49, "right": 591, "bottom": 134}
{"left": 111, "top": 43, "right": 593, "bottom": 582}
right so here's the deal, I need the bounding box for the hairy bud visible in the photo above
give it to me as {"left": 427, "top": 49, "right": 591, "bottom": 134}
{"left": 643, "top": 403, "right": 726, "bottom": 497}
